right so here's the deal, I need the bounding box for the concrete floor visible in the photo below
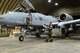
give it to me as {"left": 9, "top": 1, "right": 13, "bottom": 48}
{"left": 0, "top": 35, "right": 80, "bottom": 53}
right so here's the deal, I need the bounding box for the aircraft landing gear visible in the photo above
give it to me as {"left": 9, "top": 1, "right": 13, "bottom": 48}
{"left": 35, "top": 29, "right": 41, "bottom": 38}
{"left": 19, "top": 36, "right": 24, "bottom": 41}
{"left": 35, "top": 33, "right": 41, "bottom": 38}
{"left": 61, "top": 28, "right": 69, "bottom": 39}
{"left": 65, "top": 29, "right": 69, "bottom": 39}
{"left": 45, "top": 38, "right": 53, "bottom": 42}
{"left": 19, "top": 28, "right": 26, "bottom": 42}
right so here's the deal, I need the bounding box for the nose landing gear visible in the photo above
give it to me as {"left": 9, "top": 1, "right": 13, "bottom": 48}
{"left": 19, "top": 36, "right": 24, "bottom": 41}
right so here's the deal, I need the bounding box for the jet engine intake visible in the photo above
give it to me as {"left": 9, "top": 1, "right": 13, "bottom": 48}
{"left": 59, "top": 13, "right": 73, "bottom": 22}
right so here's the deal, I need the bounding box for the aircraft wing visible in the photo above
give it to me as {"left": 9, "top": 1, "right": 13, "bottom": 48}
{"left": 52, "top": 22, "right": 59, "bottom": 25}
{"left": 58, "top": 19, "right": 80, "bottom": 25}
{"left": 52, "top": 19, "right": 80, "bottom": 28}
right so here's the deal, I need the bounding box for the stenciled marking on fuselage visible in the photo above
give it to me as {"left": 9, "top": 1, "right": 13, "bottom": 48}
{"left": 39, "top": 17, "right": 43, "bottom": 21}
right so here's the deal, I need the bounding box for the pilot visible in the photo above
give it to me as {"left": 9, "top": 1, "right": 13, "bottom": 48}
{"left": 46, "top": 22, "right": 53, "bottom": 42}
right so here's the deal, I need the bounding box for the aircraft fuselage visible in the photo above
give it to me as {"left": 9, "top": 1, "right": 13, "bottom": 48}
{"left": 0, "top": 12, "right": 58, "bottom": 28}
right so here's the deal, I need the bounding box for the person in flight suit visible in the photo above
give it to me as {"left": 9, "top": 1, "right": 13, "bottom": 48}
{"left": 45, "top": 22, "right": 53, "bottom": 42}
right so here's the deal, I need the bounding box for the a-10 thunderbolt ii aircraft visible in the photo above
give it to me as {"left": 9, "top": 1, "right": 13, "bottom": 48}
{"left": 0, "top": 9, "right": 58, "bottom": 41}
{"left": 0, "top": 9, "right": 80, "bottom": 41}
{"left": 0, "top": 0, "right": 80, "bottom": 41}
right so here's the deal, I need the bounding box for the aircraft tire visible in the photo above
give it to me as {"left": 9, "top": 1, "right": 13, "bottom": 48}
{"left": 45, "top": 39, "right": 53, "bottom": 42}
{"left": 19, "top": 36, "right": 24, "bottom": 41}
{"left": 49, "top": 39, "right": 53, "bottom": 42}
{"left": 35, "top": 33, "right": 41, "bottom": 38}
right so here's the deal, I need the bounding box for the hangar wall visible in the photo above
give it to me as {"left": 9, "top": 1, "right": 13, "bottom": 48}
{"left": 0, "top": 0, "right": 22, "bottom": 14}
{"left": 52, "top": 7, "right": 80, "bottom": 17}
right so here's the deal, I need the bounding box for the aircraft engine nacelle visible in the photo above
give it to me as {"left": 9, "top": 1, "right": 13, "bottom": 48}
{"left": 59, "top": 13, "right": 73, "bottom": 22}
{"left": 58, "top": 23, "right": 65, "bottom": 28}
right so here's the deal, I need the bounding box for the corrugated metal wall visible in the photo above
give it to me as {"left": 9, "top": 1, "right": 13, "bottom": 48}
{"left": 0, "top": 0, "right": 21, "bottom": 14}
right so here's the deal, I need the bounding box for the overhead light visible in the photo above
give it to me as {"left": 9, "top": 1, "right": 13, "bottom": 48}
{"left": 48, "top": 0, "right": 51, "bottom": 2}
{"left": 55, "top": 3, "right": 58, "bottom": 6}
